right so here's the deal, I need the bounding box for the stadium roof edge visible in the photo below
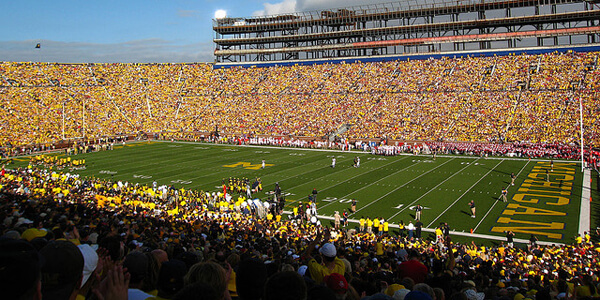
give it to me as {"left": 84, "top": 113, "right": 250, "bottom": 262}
{"left": 213, "top": 44, "right": 600, "bottom": 69}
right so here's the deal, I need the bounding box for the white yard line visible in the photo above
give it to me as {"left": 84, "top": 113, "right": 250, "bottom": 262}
{"left": 385, "top": 157, "right": 481, "bottom": 221}
{"left": 352, "top": 158, "right": 457, "bottom": 215}
{"left": 318, "top": 156, "right": 413, "bottom": 209}
{"left": 285, "top": 156, "right": 401, "bottom": 199}
{"left": 427, "top": 159, "right": 505, "bottom": 228}
{"left": 473, "top": 159, "right": 530, "bottom": 232}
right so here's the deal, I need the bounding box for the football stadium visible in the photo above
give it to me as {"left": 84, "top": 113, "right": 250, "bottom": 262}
{"left": 2, "top": 1, "right": 600, "bottom": 300}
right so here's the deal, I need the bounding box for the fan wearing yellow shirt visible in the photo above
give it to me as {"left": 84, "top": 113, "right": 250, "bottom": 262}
{"left": 383, "top": 220, "right": 389, "bottom": 235}
{"left": 398, "top": 221, "right": 405, "bottom": 238}
{"left": 435, "top": 226, "right": 443, "bottom": 244}
{"left": 359, "top": 217, "right": 365, "bottom": 232}
{"left": 584, "top": 231, "right": 591, "bottom": 244}
{"left": 304, "top": 230, "right": 345, "bottom": 285}
{"left": 575, "top": 234, "right": 582, "bottom": 245}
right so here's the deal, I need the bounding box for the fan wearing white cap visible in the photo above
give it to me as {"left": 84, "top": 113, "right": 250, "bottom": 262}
{"left": 303, "top": 230, "right": 345, "bottom": 285}
{"left": 77, "top": 244, "right": 99, "bottom": 297}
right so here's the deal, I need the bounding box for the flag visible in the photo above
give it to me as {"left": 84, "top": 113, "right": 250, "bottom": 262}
{"left": 35, "top": 43, "right": 41, "bottom": 49}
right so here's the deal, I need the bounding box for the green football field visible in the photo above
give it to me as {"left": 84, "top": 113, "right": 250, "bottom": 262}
{"left": 13, "top": 140, "right": 591, "bottom": 245}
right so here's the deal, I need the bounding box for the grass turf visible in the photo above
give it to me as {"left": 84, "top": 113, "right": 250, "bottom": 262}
{"left": 12, "top": 140, "right": 587, "bottom": 245}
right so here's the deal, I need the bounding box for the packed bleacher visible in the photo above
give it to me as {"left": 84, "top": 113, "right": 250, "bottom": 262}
{"left": 2, "top": 51, "right": 600, "bottom": 300}
{"left": 1, "top": 51, "right": 599, "bottom": 155}
{"left": 1, "top": 166, "right": 600, "bottom": 300}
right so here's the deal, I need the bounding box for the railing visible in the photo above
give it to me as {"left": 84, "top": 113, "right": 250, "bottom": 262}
{"left": 215, "top": 26, "right": 600, "bottom": 56}
{"left": 214, "top": 0, "right": 587, "bottom": 32}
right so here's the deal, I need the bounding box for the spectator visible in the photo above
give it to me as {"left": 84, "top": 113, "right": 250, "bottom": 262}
{"left": 172, "top": 282, "right": 220, "bottom": 300}
{"left": 77, "top": 244, "right": 99, "bottom": 298}
{"left": 305, "top": 231, "right": 346, "bottom": 285}
{"left": 324, "top": 273, "right": 349, "bottom": 299}
{"left": 0, "top": 165, "right": 600, "bottom": 300}
{"left": 0, "top": 239, "right": 42, "bottom": 300}
{"left": 185, "top": 261, "right": 231, "bottom": 300}
{"left": 236, "top": 258, "right": 268, "bottom": 300}
{"left": 264, "top": 271, "right": 307, "bottom": 300}
{"left": 123, "top": 251, "right": 154, "bottom": 300}
{"left": 397, "top": 250, "right": 428, "bottom": 284}
{"left": 39, "top": 240, "right": 85, "bottom": 300}
{"left": 1, "top": 51, "right": 599, "bottom": 151}
{"left": 155, "top": 260, "right": 188, "bottom": 299}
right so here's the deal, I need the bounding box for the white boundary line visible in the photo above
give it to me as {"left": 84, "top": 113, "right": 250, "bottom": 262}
{"left": 579, "top": 168, "right": 592, "bottom": 235}
{"left": 9, "top": 139, "right": 582, "bottom": 168}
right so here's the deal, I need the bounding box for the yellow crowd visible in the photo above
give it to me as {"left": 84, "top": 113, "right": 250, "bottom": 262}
{"left": 1, "top": 51, "right": 598, "bottom": 149}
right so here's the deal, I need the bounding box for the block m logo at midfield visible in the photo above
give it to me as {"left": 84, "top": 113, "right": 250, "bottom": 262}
{"left": 223, "top": 162, "right": 274, "bottom": 170}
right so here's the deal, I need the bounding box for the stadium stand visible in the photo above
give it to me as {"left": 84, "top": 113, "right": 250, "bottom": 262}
{"left": 1, "top": 51, "right": 599, "bottom": 161}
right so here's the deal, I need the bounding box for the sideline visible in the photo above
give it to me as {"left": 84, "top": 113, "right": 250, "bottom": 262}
{"left": 5, "top": 140, "right": 154, "bottom": 160}
{"left": 283, "top": 211, "right": 563, "bottom": 246}
{"left": 152, "top": 140, "right": 578, "bottom": 164}
{"left": 6, "top": 139, "right": 581, "bottom": 166}
{"left": 580, "top": 168, "right": 592, "bottom": 235}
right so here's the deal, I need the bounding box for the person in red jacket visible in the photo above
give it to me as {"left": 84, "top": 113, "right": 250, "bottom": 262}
{"left": 397, "top": 250, "right": 428, "bottom": 283}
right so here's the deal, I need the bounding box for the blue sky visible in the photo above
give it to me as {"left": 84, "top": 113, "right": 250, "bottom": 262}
{"left": 0, "top": 0, "right": 384, "bottom": 63}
